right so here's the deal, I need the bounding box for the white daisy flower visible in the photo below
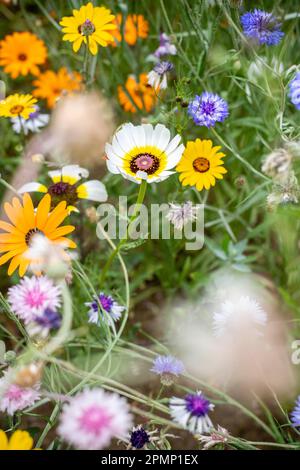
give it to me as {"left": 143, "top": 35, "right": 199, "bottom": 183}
{"left": 57, "top": 388, "right": 133, "bottom": 450}
{"left": 213, "top": 295, "right": 267, "bottom": 337}
{"left": 11, "top": 106, "right": 49, "bottom": 135}
{"left": 18, "top": 164, "right": 107, "bottom": 212}
{"left": 105, "top": 123, "right": 185, "bottom": 184}
{"left": 170, "top": 391, "right": 214, "bottom": 435}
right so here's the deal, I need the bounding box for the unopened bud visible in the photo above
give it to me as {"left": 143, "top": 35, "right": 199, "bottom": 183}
{"left": 14, "top": 363, "right": 43, "bottom": 388}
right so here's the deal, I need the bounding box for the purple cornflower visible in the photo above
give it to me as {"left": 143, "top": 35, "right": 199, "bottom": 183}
{"left": 170, "top": 391, "right": 214, "bottom": 434}
{"left": 151, "top": 355, "right": 184, "bottom": 386}
{"left": 130, "top": 426, "right": 150, "bottom": 449}
{"left": 240, "top": 9, "right": 284, "bottom": 46}
{"left": 290, "top": 396, "right": 300, "bottom": 427}
{"left": 289, "top": 72, "right": 300, "bottom": 110}
{"left": 34, "top": 308, "right": 61, "bottom": 329}
{"left": 188, "top": 92, "right": 229, "bottom": 127}
{"left": 85, "top": 292, "right": 125, "bottom": 327}
{"left": 154, "top": 33, "right": 177, "bottom": 58}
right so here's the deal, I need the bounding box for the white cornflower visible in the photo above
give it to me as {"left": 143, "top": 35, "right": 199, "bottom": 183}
{"left": 166, "top": 201, "right": 197, "bottom": 230}
{"left": 212, "top": 295, "right": 267, "bottom": 337}
{"left": 11, "top": 106, "right": 49, "bottom": 135}
{"left": 147, "top": 61, "right": 173, "bottom": 91}
{"left": 170, "top": 391, "right": 214, "bottom": 435}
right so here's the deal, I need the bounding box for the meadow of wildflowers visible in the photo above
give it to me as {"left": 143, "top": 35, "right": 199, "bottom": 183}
{"left": 0, "top": 0, "right": 300, "bottom": 454}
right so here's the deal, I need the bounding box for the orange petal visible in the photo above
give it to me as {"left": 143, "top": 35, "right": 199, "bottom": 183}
{"left": 23, "top": 194, "right": 35, "bottom": 229}
{"left": 8, "top": 255, "right": 22, "bottom": 276}
{"left": 48, "top": 225, "right": 75, "bottom": 239}
{"left": 53, "top": 237, "right": 77, "bottom": 249}
{"left": 36, "top": 194, "right": 51, "bottom": 230}
{"left": 43, "top": 201, "right": 68, "bottom": 233}
{"left": 18, "top": 258, "right": 29, "bottom": 277}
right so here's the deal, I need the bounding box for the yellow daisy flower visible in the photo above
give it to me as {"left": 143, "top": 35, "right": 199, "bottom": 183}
{"left": 176, "top": 139, "right": 227, "bottom": 191}
{"left": 0, "top": 429, "right": 34, "bottom": 450}
{"left": 32, "top": 67, "right": 82, "bottom": 109}
{"left": 60, "top": 2, "right": 116, "bottom": 55}
{"left": 0, "top": 93, "right": 37, "bottom": 119}
{"left": 0, "top": 193, "right": 76, "bottom": 277}
{"left": 0, "top": 32, "right": 47, "bottom": 79}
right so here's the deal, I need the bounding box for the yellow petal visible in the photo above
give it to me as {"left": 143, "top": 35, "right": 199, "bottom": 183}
{"left": 0, "top": 430, "right": 8, "bottom": 450}
{"left": 8, "top": 431, "right": 33, "bottom": 450}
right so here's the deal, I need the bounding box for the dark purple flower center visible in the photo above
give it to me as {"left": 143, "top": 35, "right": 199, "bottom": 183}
{"left": 92, "top": 294, "right": 114, "bottom": 313}
{"left": 48, "top": 181, "right": 78, "bottom": 207}
{"left": 25, "top": 228, "right": 43, "bottom": 246}
{"left": 34, "top": 308, "right": 61, "bottom": 330}
{"left": 185, "top": 393, "right": 211, "bottom": 417}
{"left": 130, "top": 153, "right": 160, "bottom": 175}
{"left": 130, "top": 427, "right": 150, "bottom": 449}
{"left": 201, "top": 100, "right": 216, "bottom": 116}
{"left": 78, "top": 19, "right": 95, "bottom": 36}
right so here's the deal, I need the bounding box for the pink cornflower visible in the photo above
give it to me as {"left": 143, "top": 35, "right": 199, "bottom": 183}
{"left": 57, "top": 388, "right": 133, "bottom": 450}
{"left": 0, "top": 369, "right": 40, "bottom": 415}
{"left": 7, "top": 276, "right": 61, "bottom": 324}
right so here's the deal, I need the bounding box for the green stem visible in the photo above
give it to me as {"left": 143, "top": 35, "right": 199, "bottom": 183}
{"left": 99, "top": 179, "right": 148, "bottom": 286}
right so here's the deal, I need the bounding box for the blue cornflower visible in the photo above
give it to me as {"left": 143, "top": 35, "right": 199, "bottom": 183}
{"left": 188, "top": 92, "right": 229, "bottom": 128}
{"left": 151, "top": 355, "right": 184, "bottom": 385}
{"left": 289, "top": 72, "right": 300, "bottom": 110}
{"left": 34, "top": 308, "right": 61, "bottom": 330}
{"left": 85, "top": 292, "right": 125, "bottom": 327}
{"left": 290, "top": 396, "right": 300, "bottom": 427}
{"left": 240, "top": 9, "right": 284, "bottom": 46}
{"left": 28, "top": 308, "right": 62, "bottom": 338}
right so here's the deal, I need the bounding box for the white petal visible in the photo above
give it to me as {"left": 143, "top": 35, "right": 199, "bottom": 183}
{"left": 105, "top": 143, "right": 123, "bottom": 167}
{"left": 62, "top": 165, "right": 89, "bottom": 183}
{"left": 77, "top": 180, "right": 108, "bottom": 202}
{"left": 106, "top": 159, "right": 120, "bottom": 174}
{"left": 165, "top": 143, "right": 185, "bottom": 169}
{"left": 131, "top": 125, "right": 146, "bottom": 148}
{"left": 152, "top": 124, "right": 170, "bottom": 150}
{"left": 136, "top": 170, "right": 148, "bottom": 180}
{"left": 165, "top": 134, "right": 182, "bottom": 155}
{"left": 143, "top": 123, "right": 154, "bottom": 144}
{"left": 48, "top": 169, "right": 62, "bottom": 183}
{"left": 116, "top": 123, "right": 136, "bottom": 152}
{"left": 111, "top": 135, "right": 126, "bottom": 158}
{"left": 18, "top": 182, "right": 47, "bottom": 194}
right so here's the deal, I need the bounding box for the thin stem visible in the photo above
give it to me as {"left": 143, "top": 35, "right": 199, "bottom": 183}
{"left": 99, "top": 179, "right": 148, "bottom": 286}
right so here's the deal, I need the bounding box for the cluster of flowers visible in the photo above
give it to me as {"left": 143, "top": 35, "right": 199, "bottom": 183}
{"left": 1, "top": 1, "right": 300, "bottom": 451}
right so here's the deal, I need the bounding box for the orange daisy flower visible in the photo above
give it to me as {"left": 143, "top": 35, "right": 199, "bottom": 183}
{"left": 118, "top": 73, "right": 156, "bottom": 113}
{"left": 0, "top": 32, "right": 47, "bottom": 79}
{"left": 0, "top": 193, "right": 76, "bottom": 277}
{"left": 110, "top": 14, "right": 149, "bottom": 46}
{"left": 32, "top": 67, "right": 82, "bottom": 108}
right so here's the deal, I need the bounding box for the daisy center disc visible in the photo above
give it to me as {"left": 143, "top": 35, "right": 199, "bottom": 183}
{"left": 78, "top": 19, "right": 95, "bottom": 36}
{"left": 130, "top": 153, "right": 160, "bottom": 175}
{"left": 25, "top": 228, "right": 43, "bottom": 246}
{"left": 10, "top": 105, "right": 24, "bottom": 115}
{"left": 193, "top": 157, "right": 210, "bottom": 173}
{"left": 48, "top": 182, "right": 78, "bottom": 207}
{"left": 18, "top": 53, "right": 27, "bottom": 61}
